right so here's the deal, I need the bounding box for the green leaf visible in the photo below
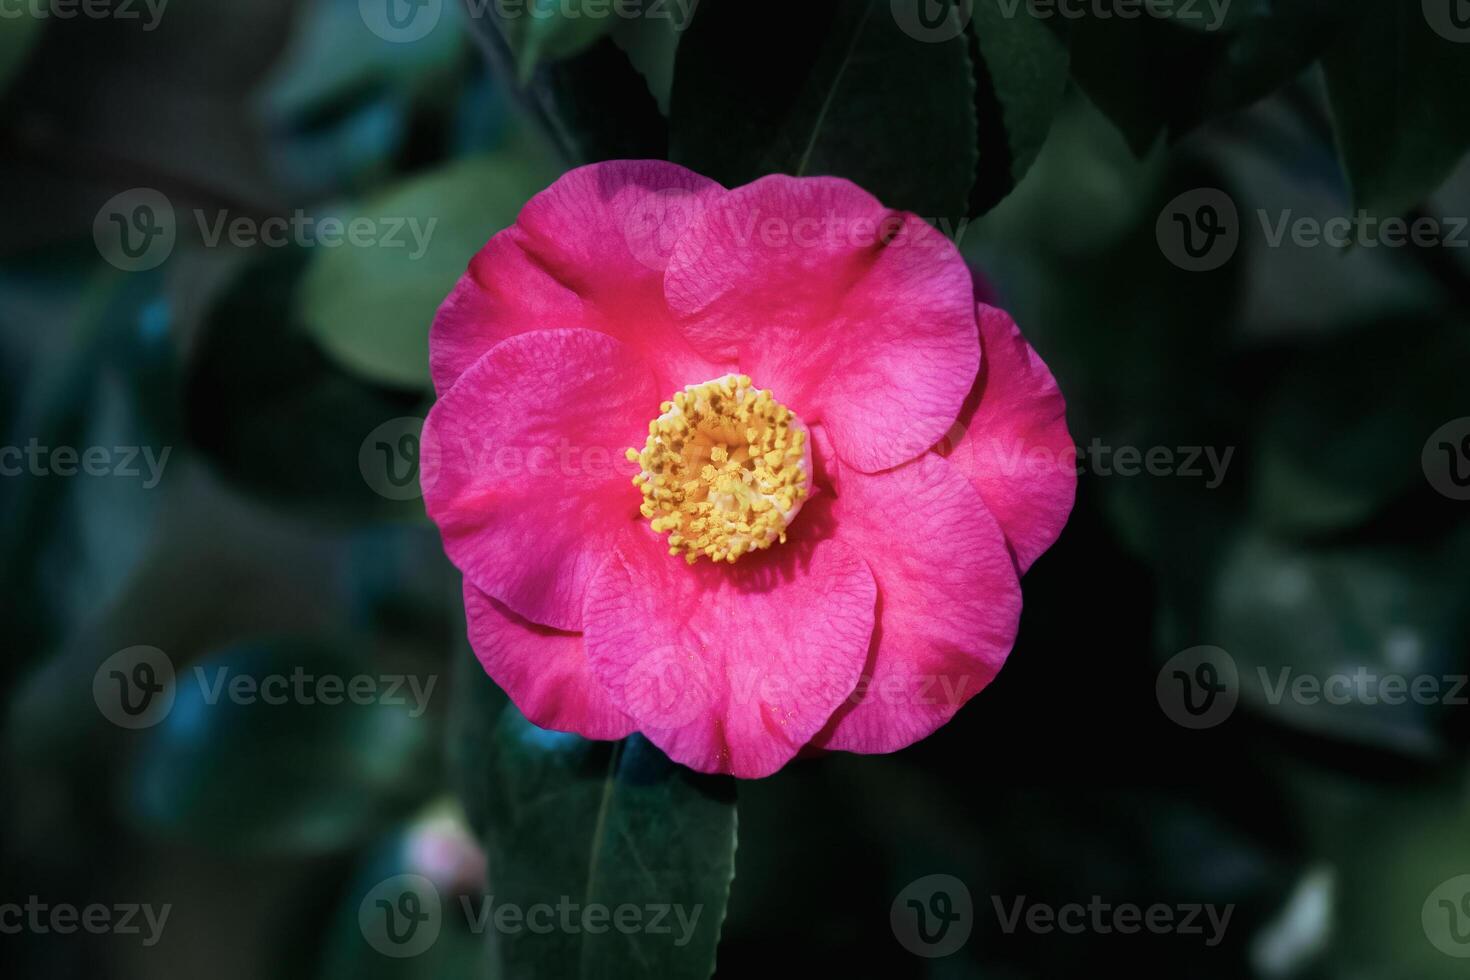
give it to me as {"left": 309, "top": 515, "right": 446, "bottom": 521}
{"left": 478, "top": 707, "right": 737, "bottom": 979}
{"left": 492, "top": 0, "right": 622, "bottom": 83}
{"left": 1323, "top": 0, "right": 1470, "bottom": 216}
{"left": 0, "top": 1, "right": 42, "bottom": 95}
{"left": 1070, "top": 0, "right": 1340, "bottom": 154}
{"left": 967, "top": 0, "right": 1071, "bottom": 213}
{"left": 670, "top": 0, "right": 978, "bottom": 219}
{"left": 1252, "top": 319, "right": 1470, "bottom": 535}
{"left": 1209, "top": 532, "right": 1470, "bottom": 755}
{"left": 298, "top": 150, "right": 554, "bottom": 390}
{"left": 610, "top": 6, "right": 682, "bottom": 116}
{"left": 126, "top": 639, "right": 441, "bottom": 855}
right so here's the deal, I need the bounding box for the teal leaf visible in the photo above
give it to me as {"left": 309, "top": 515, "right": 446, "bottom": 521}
{"left": 487, "top": 0, "right": 623, "bottom": 83}
{"left": 126, "top": 639, "right": 441, "bottom": 855}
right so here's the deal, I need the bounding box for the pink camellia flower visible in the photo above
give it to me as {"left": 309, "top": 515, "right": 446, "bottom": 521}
{"left": 421, "top": 161, "right": 1074, "bottom": 778}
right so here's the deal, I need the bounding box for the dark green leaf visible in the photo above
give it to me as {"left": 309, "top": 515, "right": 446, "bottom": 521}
{"left": 186, "top": 248, "right": 427, "bottom": 521}
{"left": 610, "top": 5, "right": 682, "bottom": 116}
{"left": 0, "top": 2, "right": 42, "bottom": 95}
{"left": 967, "top": 0, "right": 1071, "bottom": 213}
{"left": 1252, "top": 320, "right": 1470, "bottom": 535}
{"left": 479, "top": 707, "right": 737, "bottom": 979}
{"left": 670, "top": 0, "right": 977, "bottom": 218}
{"left": 1071, "top": 0, "right": 1340, "bottom": 154}
{"left": 1209, "top": 532, "right": 1470, "bottom": 754}
{"left": 1323, "top": 0, "right": 1470, "bottom": 215}
{"left": 466, "top": 15, "right": 669, "bottom": 163}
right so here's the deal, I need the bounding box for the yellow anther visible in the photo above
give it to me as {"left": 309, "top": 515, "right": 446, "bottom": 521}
{"left": 628, "top": 374, "right": 812, "bottom": 564}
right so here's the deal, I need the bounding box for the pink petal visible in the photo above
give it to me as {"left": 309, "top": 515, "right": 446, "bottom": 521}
{"left": 421, "top": 328, "right": 655, "bottom": 631}
{"left": 944, "top": 304, "right": 1076, "bottom": 573}
{"left": 430, "top": 160, "right": 730, "bottom": 395}
{"left": 582, "top": 526, "right": 877, "bottom": 778}
{"left": 663, "top": 175, "right": 980, "bottom": 473}
{"left": 463, "top": 582, "right": 635, "bottom": 741}
{"left": 810, "top": 452, "right": 1022, "bottom": 755}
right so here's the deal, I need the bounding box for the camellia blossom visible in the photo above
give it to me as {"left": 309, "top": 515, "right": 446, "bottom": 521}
{"left": 421, "top": 161, "right": 1075, "bottom": 778}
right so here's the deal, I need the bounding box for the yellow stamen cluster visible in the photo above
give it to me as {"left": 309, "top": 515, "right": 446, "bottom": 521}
{"left": 627, "top": 375, "right": 811, "bottom": 564}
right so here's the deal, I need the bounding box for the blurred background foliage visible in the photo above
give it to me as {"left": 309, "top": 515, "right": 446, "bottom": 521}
{"left": 1, "top": 0, "right": 1468, "bottom": 977}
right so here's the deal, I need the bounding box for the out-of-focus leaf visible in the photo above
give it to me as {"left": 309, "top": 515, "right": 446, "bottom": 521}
{"left": 321, "top": 815, "right": 488, "bottom": 980}
{"left": 0, "top": 259, "right": 174, "bottom": 668}
{"left": 1322, "top": 0, "right": 1470, "bottom": 216}
{"left": 298, "top": 151, "right": 554, "bottom": 389}
{"left": 263, "top": 0, "right": 465, "bottom": 120}
{"left": 1252, "top": 320, "right": 1470, "bottom": 534}
{"left": 610, "top": 5, "right": 681, "bottom": 116}
{"left": 447, "top": 637, "right": 509, "bottom": 840}
{"left": 967, "top": 0, "right": 1070, "bottom": 213}
{"left": 0, "top": 1, "right": 42, "bottom": 94}
{"left": 126, "top": 639, "right": 440, "bottom": 855}
{"left": 483, "top": 0, "right": 621, "bottom": 82}
{"left": 1071, "top": 0, "right": 1340, "bottom": 154}
{"left": 185, "top": 247, "right": 427, "bottom": 520}
{"left": 1210, "top": 532, "right": 1469, "bottom": 755}
{"left": 670, "top": 0, "right": 977, "bottom": 219}
{"left": 1199, "top": 84, "right": 1441, "bottom": 340}
{"left": 477, "top": 707, "right": 736, "bottom": 979}
{"left": 258, "top": 0, "right": 470, "bottom": 197}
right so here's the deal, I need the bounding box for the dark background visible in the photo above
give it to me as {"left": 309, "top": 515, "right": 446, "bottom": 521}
{"left": 2, "top": 0, "right": 1468, "bottom": 977}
